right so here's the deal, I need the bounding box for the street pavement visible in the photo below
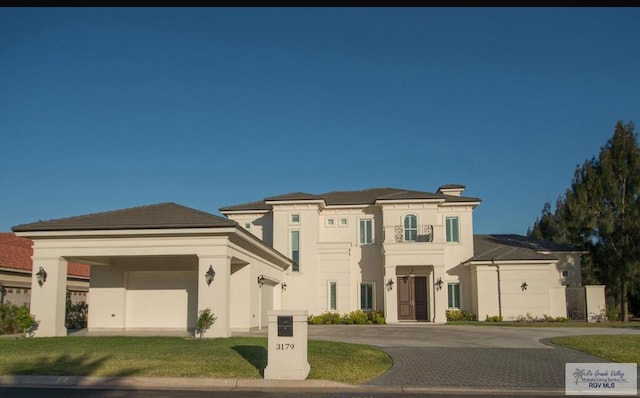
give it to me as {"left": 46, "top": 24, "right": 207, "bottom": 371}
{"left": 1, "top": 324, "right": 639, "bottom": 395}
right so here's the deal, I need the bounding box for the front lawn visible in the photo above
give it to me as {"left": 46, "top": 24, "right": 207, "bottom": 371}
{"left": 550, "top": 335, "right": 640, "bottom": 364}
{"left": 0, "top": 336, "right": 391, "bottom": 384}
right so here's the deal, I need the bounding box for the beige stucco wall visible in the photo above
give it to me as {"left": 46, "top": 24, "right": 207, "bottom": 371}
{"left": 471, "top": 261, "right": 567, "bottom": 320}
{"left": 226, "top": 198, "right": 478, "bottom": 324}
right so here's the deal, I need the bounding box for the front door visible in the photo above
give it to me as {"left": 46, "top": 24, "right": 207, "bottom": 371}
{"left": 397, "top": 276, "right": 428, "bottom": 321}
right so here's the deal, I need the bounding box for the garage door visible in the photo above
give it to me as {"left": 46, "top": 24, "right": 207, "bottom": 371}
{"left": 125, "top": 271, "right": 197, "bottom": 329}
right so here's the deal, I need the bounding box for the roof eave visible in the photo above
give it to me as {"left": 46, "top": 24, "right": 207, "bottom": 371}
{"left": 14, "top": 227, "right": 241, "bottom": 239}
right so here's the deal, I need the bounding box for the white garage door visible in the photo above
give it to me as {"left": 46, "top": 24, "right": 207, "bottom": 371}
{"left": 125, "top": 271, "right": 196, "bottom": 329}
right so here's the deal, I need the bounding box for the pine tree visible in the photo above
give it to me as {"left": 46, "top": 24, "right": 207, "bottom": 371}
{"left": 529, "top": 121, "right": 640, "bottom": 321}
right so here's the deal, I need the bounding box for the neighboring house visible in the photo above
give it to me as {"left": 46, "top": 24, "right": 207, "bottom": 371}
{"left": 220, "top": 185, "right": 584, "bottom": 323}
{"left": 11, "top": 185, "right": 594, "bottom": 338}
{"left": 0, "top": 232, "right": 89, "bottom": 307}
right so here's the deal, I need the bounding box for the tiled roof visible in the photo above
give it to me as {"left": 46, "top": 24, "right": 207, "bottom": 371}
{"left": 220, "top": 187, "right": 481, "bottom": 212}
{"left": 0, "top": 233, "right": 89, "bottom": 277}
{"left": 265, "top": 192, "right": 323, "bottom": 202}
{"left": 469, "top": 234, "right": 581, "bottom": 262}
{"left": 12, "top": 202, "right": 237, "bottom": 232}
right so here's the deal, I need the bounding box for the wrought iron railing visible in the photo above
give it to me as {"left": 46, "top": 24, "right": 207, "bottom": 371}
{"left": 393, "top": 225, "right": 434, "bottom": 243}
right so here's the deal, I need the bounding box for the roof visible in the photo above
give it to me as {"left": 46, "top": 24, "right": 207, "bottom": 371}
{"left": 221, "top": 187, "right": 482, "bottom": 212}
{"left": 12, "top": 202, "right": 237, "bottom": 232}
{"left": 469, "top": 234, "right": 581, "bottom": 262}
{"left": 0, "top": 233, "right": 90, "bottom": 277}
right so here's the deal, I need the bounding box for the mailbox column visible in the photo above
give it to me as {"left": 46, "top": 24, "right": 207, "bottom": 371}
{"left": 264, "top": 309, "right": 310, "bottom": 380}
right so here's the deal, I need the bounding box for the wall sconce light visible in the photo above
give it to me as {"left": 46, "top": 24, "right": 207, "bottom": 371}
{"left": 36, "top": 266, "right": 48, "bottom": 287}
{"left": 386, "top": 278, "right": 394, "bottom": 291}
{"left": 521, "top": 282, "right": 528, "bottom": 291}
{"left": 435, "top": 277, "right": 443, "bottom": 291}
{"left": 281, "top": 282, "right": 287, "bottom": 291}
{"left": 205, "top": 265, "right": 215, "bottom": 286}
{"left": 257, "top": 275, "right": 265, "bottom": 288}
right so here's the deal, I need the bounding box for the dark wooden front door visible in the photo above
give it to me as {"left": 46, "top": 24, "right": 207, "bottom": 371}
{"left": 397, "top": 276, "right": 428, "bottom": 321}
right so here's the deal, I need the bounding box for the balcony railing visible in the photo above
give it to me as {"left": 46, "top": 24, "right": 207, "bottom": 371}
{"left": 393, "top": 224, "right": 434, "bottom": 243}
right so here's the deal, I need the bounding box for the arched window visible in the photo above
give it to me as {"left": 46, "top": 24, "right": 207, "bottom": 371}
{"left": 404, "top": 214, "right": 417, "bottom": 242}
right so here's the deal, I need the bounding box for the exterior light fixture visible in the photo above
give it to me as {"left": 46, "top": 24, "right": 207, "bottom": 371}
{"left": 36, "top": 267, "right": 47, "bottom": 287}
{"left": 281, "top": 282, "right": 287, "bottom": 291}
{"left": 257, "top": 275, "right": 265, "bottom": 288}
{"left": 205, "top": 265, "right": 215, "bottom": 286}
{"left": 521, "top": 282, "right": 528, "bottom": 291}
{"left": 386, "top": 278, "right": 394, "bottom": 291}
{"left": 435, "top": 277, "right": 443, "bottom": 291}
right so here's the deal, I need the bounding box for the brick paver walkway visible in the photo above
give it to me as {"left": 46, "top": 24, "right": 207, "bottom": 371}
{"left": 366, "top": 345, "right": 609, "bottom": 389}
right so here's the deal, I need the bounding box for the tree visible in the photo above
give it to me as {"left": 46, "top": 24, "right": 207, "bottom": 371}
{"left": 528, "top": 121, "right": 640, "bottom": 321}
{"left": 195, "top": 308, "right": 217, "bottom": 338}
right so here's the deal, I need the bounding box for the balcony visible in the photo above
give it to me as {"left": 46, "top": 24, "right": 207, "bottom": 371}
{"left": 392, "top": 225, "right": 435, "bottom": 243}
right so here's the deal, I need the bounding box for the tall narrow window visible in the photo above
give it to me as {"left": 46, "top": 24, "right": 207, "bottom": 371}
{"left": 448, "top": 282, "right": 461, "bottom": 309}
{"left": 359, "top": 218, "right": 373, "bottom": 244}
{"left": 360, "top": 282, "right": 374, "bottom": 311}
{"left": 404, "top": 215, "right": 417, "bottom": 242}
{"left": 329, "top": 282, "right": 337, "bottom": 311}
{"left": 291, "top": 230, "right": 300, "bottom": 272}
{"left": 446, "top": 216, "right": 459, "bottom": 243}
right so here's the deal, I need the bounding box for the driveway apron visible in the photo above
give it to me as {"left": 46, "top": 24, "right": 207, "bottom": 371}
{"left": 303, "top": 324, "right": 640, "bottom": 390}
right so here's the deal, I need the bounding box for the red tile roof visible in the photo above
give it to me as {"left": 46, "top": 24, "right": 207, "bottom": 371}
{"left": 0, "top": 233, "right": 89, "bottom": 278}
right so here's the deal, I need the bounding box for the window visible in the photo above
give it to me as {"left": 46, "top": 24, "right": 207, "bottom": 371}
{"left": 328, "top": 281, "right": 337, "bottom": 311}
{"left": 447, "top": 282, "right": 461, "bottom": 309}
{"left": 339, "top": 218, "right": 348, "bottom": 227}
{"left": 446, "top": 216, "right": 459, "bottom": 243}
{"left": 359, "top": 218, "right": 373, "bottom": 244}
{"left": 404, "top": 215, "right": 417, "bottom": 242}
{"left": 360, "top": 282, "right": 374, "bottom": 311}
{"left": 244, "top": 222, "right": 251, "bottom": 229}
{"left": 291, "top": 230, "right": 300, "bottom": 272}
{"left": 290, "top": 214, "right": 300, "bottom": 224}
{"left": 326, "top": 218, "right": 335, "bottom": 227}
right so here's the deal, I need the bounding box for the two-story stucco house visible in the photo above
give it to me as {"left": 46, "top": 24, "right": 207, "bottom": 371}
{"left": 221, "top": 185, "right": 587, "bottom": 324}
{"left": 12, "top": 184, "right": 593, "bottom": 338}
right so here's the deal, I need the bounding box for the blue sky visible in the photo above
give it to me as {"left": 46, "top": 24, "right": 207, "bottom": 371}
{"left": 1, "top": 8, "right": 639, "bottom": 234}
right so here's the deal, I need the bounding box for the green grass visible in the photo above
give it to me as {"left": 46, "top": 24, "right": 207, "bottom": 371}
{"left": 551, "top": 335, "right": 640, "bottom": 364}
{"left": 0, "top": 336, "right": 391, "bottom": 384}
{"left": 447, "top": 321, "right": 639, "bottom": 328}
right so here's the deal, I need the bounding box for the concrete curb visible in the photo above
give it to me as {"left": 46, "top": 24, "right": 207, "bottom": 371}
{"left": 0, "top": 375, "right": 356, "bottom": 391}
{"left": 0, "top": 375, "right": 567, "bottom": 395}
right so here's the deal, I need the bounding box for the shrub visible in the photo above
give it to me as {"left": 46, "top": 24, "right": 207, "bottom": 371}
{"left": 195, "top": 308, "right": 217, "bottom": 338}
{"left": 15, "top": 306, "right": 38, "bottom": 337}
{"left": 485, "top": 315, "right": 503, "bottom": 322}
{"left": 368, "top": 310, "right": 386, "bottom": 325}
{"left": 446, "top": 310, "right": 477, "bottom": 321}
{"left": 348, "top": 310, "right": 368, "bottom": 324}
{"left": 66, "top": 295, "right": 88, "bottom": 329}
{"left": 0, "top": 302, "right": 20, "bottom": 334}
{"left": 307, "top": 310, "right": 385, "bottom": 325}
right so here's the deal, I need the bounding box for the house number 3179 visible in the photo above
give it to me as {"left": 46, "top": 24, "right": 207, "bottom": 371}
{"left": 275, "top": 343, "right": 295, "bottom": 350}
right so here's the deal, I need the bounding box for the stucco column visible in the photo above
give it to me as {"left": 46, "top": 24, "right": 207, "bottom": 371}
{"left": 384, "top": 266, "right": 398, "bottom": 323}
{"left": 198, "top": 255, "right": 231, "bottom": 337}
{"left": 432, "top": 265, "right": 447, "bottom": 323}
{"left": 30, "top": 257, "right": 68, "bottom": 337}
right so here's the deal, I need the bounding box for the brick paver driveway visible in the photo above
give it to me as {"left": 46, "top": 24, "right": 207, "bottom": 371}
{"left": 306, "top": 324, "right": 640, "bottom": 391}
